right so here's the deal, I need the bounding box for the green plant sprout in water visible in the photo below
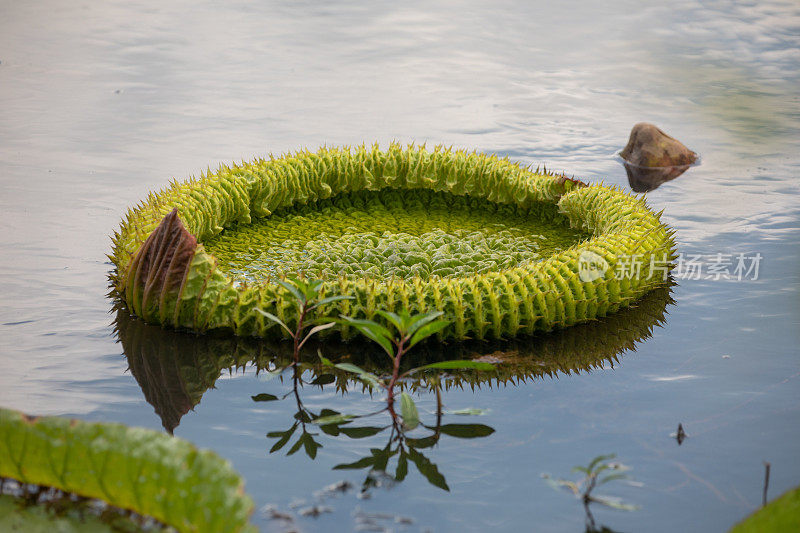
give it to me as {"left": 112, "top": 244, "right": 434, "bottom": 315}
{"left": 255, "top": 283, "right": 497, "bottom": 491}
{"left": 255, "top": 275, "right": 353, "bottom": 365}
{"left": 543, "top": 454, "right": 639, "bottom": 532}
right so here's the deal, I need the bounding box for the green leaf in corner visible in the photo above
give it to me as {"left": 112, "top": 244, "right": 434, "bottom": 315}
{"left": 400, "top": 392, "right": 419, "bottom": 430}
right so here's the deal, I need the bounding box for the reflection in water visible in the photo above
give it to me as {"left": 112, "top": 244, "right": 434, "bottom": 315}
{"left": 114, "top": 283, "right": 674, "bottom": 433}
{"left": 621, "top": 159, "right": 696, "bottom": 193}
{"left": 262, "top": 365, "right": 493, "bottom": 492}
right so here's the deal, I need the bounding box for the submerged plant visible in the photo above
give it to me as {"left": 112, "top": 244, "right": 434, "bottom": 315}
{"left": 109, "top": 144, "right": 676, "bottom": 340}
{"left": 543, "top": 454, "right": 639, "bottom": 531}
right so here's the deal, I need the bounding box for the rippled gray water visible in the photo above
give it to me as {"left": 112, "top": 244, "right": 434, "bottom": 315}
{"left": 1, "top": 1, "right": 799, "bottom": 531}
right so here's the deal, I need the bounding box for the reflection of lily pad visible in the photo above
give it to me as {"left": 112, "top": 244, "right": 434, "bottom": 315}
{"left": 0, "top": 494, "right": 141, "bottom": 533}
{"left": 115, "top": 283, "right": 673, "bottom": 432}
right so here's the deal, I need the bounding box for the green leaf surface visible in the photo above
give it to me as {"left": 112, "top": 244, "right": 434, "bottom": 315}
{"left": 731, "top": 486, "right": 800, "bottom": 533}
{"left": 254, "top": 309, "right": 293, "bottom": 336}
{"left": 400, "top": 392, "right": 420, "bottom": 430}
{"left": 406, "top": 311, "right": 445, "bottom": 338}
{"left": 275, "top": 278, "right": 306, "bottom": 304}
{"left": 407, "top": 448, "right": 449, "bottom": 491}
{"left": 268, "top": 424, "right": 298, "bottom": 453}
{"left": 447, "top": 408, "right": 492, "bottom": 416}
{"left": 409, "top": 320, "right": 450, "bottom": 347}
{"left": 0, "top": 407, "right": 255, "bottom": 533}
{"left": 311, "top": 295, "right": 355, "bottom": 309}
{"left": 339, "top": 426, "right": 387, "bottom": 439}
{"left": 395, "top": 451, "right": 409, "bottom": 482}
{"left": 312, "top": 414, "right": 355, "bottom": 426}
{"left": 340, "top": 316, "right": 395, "bottom": 356}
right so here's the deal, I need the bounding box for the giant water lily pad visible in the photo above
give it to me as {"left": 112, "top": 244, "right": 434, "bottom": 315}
{"left": 110, "top": 144, "right": 675, "bottom": 340}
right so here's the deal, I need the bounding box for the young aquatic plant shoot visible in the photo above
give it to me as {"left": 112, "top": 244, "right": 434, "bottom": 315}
{"left": 255, "top": 275, "right": 353, "bottom": 364}
{"left": 110, "top": 144, "right": 676, "bottom": 340}
{"left": 543, "top": 454, "right": 639, "bottom": 530}
{"left": 330, "top": 309, "right": 496, "bottom": 428}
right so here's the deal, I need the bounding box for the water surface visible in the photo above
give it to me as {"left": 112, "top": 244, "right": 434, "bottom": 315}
{"left": 1, "top": 1, "right": 799, "bottom": 531}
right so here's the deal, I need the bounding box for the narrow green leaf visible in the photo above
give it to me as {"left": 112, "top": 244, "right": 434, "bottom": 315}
{"left": 375, "top": 310, "right": 405, "bottom": 334}
{"left": 310, "top": 374, "right": 336, "bottom": 386}
{"left": 255, "top": 309, "right": 293, "bottom": 336}
{"left": 251, "top": 393, "right": 279, "bottom": 402}
{"left": 447, "top": 408, "right": 491, "bottom": 416}
{"left": 341, "top": 316, "right": 395, "bottom": 356}
{"left": 334, "top": 362, "right": 368, "bottom": 374}
{"left": 395, "top": 451, "right": 409, "bottom": 481}
{"left": 287, "top": 435, "right": 305, "bottom": 456}
{"left": 303, "top": 434, "right": 322, "bottom": 459}
{"left": 400, "top": 392, "right": 419, "bottom": 430}
{"left": 319, "top": 423, "right": 340, "bottom": 436}
{"left": 275, "top": 278, "right": 305, "bottom": 304}
{"left": 312, "top": 414, "right": 355, "bottom": 426}
{"left": 598, "top": 473, "right": 630, "bottom": 486}
{"left": 407, "top": 448, "right": 449, "bottom": 491}
{"left": 589, "top": 494, "right": 640, "bottom": 511}
{"left": 405, "top": 434, "right": 438, "bottom": 449}
{"left": 437, "top": 424, "right": 495, "bottom": 439}
{"left": 310, "top": 294, "right": 355, "bottom": 309}
{"left": 269, "top": 424, "right": 298, "bottom": 453}
{"left": 587, "top": 454, "right": 616, "bottom": 473}
{"left": 406, "top": 310, "right": 445, "bottom": 338}
{"left": 339, "top": 426, "right": 387, "bottom": 439}
{"left": 333, "top": 455, "right": 377, "bottom": 470}
{"left": 298, "top": 322, "right": 336, "bottom": 349}
{"left": 408, "top": 319, "right": 450, "bottom": 347}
